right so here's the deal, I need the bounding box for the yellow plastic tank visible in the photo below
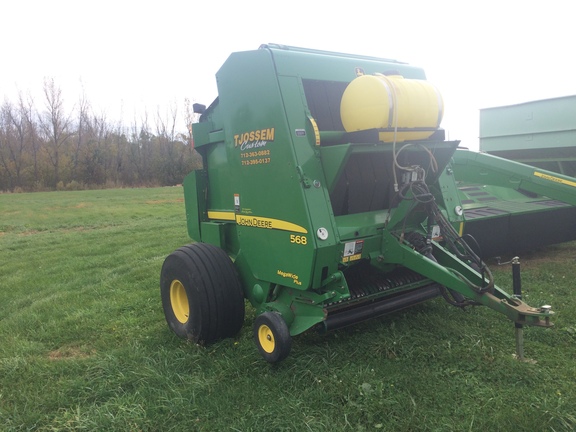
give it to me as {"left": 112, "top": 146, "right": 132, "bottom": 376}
{"left": 340, "top": 74, "right": 444, "bottom": 142}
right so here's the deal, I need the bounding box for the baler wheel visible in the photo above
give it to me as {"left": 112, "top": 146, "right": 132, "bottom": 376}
{"left": 253, "top": 312, "right": 292, "bottom": 363}
{"left": 160, "top": 243, "right": 245, "bottom": 345}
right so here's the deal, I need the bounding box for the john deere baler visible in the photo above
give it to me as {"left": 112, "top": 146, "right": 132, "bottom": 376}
{"left": 160, "top": 44, "right": 554, "bottom": 362}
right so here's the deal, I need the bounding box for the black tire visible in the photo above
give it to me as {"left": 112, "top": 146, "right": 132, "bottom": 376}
{"left": 160, "top": 243, "right": 245, "bottom": 345}
{"left": 253, "top": 312, "right": 292, "bottom": 363}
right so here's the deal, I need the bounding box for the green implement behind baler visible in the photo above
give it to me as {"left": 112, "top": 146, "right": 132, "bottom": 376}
{"left": 449, "top": 150, "right": 576, "bottom": 257}
{"left": 160, "top": 44, "right": 558, "bottom": 363}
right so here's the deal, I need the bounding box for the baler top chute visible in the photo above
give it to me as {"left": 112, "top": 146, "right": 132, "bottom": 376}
{"left": 160, "top": 44, "right": 554, "bottom": 363}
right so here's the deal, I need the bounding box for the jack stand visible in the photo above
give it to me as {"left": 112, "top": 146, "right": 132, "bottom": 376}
{"left": 512, "top": 257, "right": 525, "bottom": 361}
{"left": 515, "top": 323, "right": 524, "bottom": 361}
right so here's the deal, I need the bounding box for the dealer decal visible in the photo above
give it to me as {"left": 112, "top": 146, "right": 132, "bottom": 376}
{"left": 235, "top": 127, "right": 275, "bottom": 167}
{"left": 234, "top": 127, "right": 275, "bottom": 149}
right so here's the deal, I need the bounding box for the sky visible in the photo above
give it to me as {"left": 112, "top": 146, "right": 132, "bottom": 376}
{"left": 2, "top": 0, "right": 575, "bottom": 149}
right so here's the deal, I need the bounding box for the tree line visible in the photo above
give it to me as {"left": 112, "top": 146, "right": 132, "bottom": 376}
{"left": 0, "top": 78, "right": 202, "bottom": 192}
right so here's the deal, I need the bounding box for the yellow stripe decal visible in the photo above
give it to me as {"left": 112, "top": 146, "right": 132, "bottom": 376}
{"left": 235, "top": 215, "right": 308, "bottom": 234}
{"left": 207, "top": 211, "right": 236, "bottom": 221}
{"left": 458, "top": 222, "right": 464, "bottom": 237}
{"left": 208, "top": 211, "right": 308, "bottom": 234}
{"left": 534, "top": 171, "right": 576, "bottom": 188}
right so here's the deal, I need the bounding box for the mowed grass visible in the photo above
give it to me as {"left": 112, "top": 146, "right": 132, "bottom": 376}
{"left": 1, "top": 188, "right": 576, "bottom": 431}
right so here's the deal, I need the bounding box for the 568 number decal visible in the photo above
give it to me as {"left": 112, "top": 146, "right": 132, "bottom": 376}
{"left": 290, "top": 235, "right": 307, "bottom": 245}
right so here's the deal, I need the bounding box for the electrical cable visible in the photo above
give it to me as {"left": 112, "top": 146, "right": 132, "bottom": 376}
{"left": 381, "top": 72, "right": 492, "bottom": 299}
{"left": 395, "top": 172, "right": 495, "bottom": 295}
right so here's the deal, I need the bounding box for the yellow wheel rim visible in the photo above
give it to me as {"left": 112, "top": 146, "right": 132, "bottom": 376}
{"left": 258, "top": 324, "right": 275, "bottom": 353}
{"left": 170, "top": 279, "right": 189, "bottom": 324}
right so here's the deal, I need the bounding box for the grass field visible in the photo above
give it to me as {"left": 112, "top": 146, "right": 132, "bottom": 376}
{"left": 1, "top": 187, "right": 575, "bottom": 431}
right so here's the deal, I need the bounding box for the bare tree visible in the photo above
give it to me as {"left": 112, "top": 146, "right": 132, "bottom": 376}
{"left": 18, "top": 92, "right": 41, "bottom": 186}
{"left": 71, "top": 88, "right": 91, "bottom": 180}
{"left": 38, "top": 78, "right": 73, "bottom": 186}
{"left": 81, "top": 110, "right": 112, "bottom": 185}
{"left": 0, "top": 99, "right": 31, "bottom": 190}
{"left": 155, "top": 101, "right": 178, "bottom": 142}
{"left": 181, "top": 98, "right": 199, "bottom": 148}
{"left": 0, "top": 102, "right": 16, "bottom": 189}
{"left": 127, "top": 111, "right": 153, "bottom": 184}
{"left": 1, "top": 80, "right": 198, "bottom": 190}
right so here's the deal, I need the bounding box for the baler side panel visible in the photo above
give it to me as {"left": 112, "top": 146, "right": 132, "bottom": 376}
{"left": 183, "top": 170, "right": 204, "bottom": 242}
{"left": 274, "top": 74, "right": 341, "bottom": 288}
{"left": 212, "top": 49, "right": 317, "bottom": 290}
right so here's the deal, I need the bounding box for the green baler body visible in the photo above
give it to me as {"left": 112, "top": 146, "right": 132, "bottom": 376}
{"left": 187, "top": 46, "right": 437, "bottom": 289}
{"left": 183, "top": 44, "right": 555, "bottom": 337}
